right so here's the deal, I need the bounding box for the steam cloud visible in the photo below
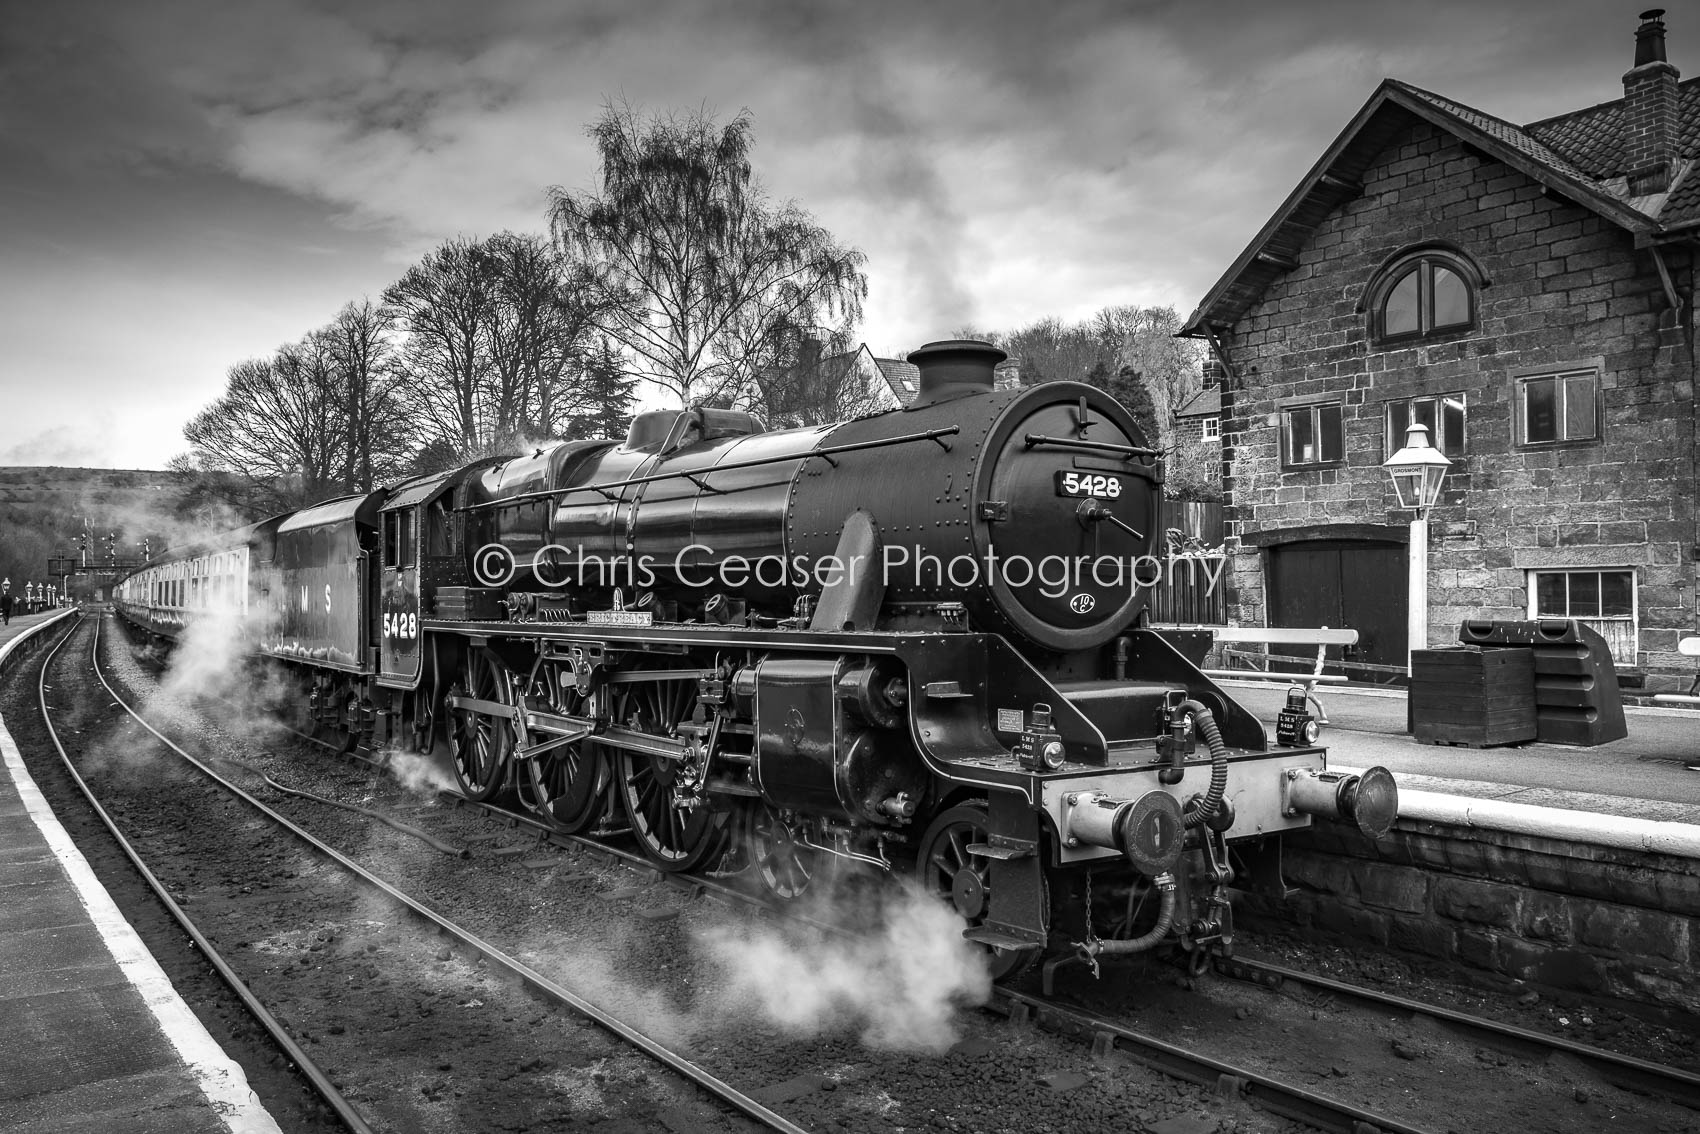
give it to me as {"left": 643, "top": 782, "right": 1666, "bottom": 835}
{"left": 693, "top": 880, "right": 993, "bottom": 1052}
{"left": 382, "top": 745, "right": 459, "bottom": 797}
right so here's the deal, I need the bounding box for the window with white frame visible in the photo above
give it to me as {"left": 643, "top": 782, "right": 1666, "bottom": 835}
{"left": 1385, "top": 393, "right": 1465, "bottom": 459}
{"left": 1200, "top": 416, "right": 1221, "bottom": 442}
{"left": 1527, "top": 567, "right": 1637, "bottom": 666}
{"left": 1514, "top": 364, "right": 1600, "bottom": 446}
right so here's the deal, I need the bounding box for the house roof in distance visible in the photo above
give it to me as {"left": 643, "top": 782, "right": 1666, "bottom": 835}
{"left": 875, "top": 353, "right": 1019, "bottom": 407}
{"left": 1174, "top": 387, "right": 1221, "bottom": 419}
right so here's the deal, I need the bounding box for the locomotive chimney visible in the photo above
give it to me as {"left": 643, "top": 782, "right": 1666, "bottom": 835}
{"left": 906, "top": 339, "right": 1009, "bottom": 408}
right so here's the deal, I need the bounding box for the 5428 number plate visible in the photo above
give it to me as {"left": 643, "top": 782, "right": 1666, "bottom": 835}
{"left": 1055, "top": 470, "right": 1123, "bottom": 499}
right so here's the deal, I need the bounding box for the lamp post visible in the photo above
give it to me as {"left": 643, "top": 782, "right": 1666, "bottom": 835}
{"left": 1382, "top": 422, "right": 1451, "bottom": 675}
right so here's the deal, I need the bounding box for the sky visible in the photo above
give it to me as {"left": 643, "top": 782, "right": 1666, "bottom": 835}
{"left": 0, "top": 0, "right": 1661, "bottom": 469}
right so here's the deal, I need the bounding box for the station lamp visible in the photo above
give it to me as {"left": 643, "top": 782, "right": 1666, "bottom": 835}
{"left": 1381, "top": 422, "right": 1451, "bottom": 676}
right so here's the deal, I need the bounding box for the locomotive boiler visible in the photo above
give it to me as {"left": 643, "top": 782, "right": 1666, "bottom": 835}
{"left": 472, "top": 338, "right": 1159, "bottom": 653}
{"left": 115, "top": 339, "right": 1399, "bottom": 983}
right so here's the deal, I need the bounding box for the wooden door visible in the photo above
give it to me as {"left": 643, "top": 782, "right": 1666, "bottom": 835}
{"left": 1267, "top": 540, "right": 1407, "bottom": 676}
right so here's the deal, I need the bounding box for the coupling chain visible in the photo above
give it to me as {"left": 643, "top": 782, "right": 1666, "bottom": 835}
{"left": 1071, "top": 866, "right": 1103, "bottom": 980}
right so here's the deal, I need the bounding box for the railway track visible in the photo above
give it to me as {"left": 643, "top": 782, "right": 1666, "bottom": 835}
{"left": 1216, "top": 955, "right": 1700, "bottom": 1111}
{"left": 33, "top": 610, "right": 1700, "bottom": 1134}
{"left": 34, "top": 615, "right": 795, "bottom": 1133}
{"left": 276, "top": 749, "right": 1440, "bottom": 1133}
{"left": 31, "top": 615, "right": 373, "bottom": 1132}
{"left": 401, "top": 797, "right": 1440, "bottom": 1134}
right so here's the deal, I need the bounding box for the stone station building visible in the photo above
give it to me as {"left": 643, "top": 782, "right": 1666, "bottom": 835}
{"left": 1181, "top": 10, "right": 1699, "bottom": 690}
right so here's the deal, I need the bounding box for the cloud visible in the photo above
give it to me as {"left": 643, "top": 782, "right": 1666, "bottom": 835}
{"left": 0, "top": 0, "right": 1663, "bottom": 466}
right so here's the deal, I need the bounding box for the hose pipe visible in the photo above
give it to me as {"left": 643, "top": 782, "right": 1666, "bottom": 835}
{"left": 1081, "top": 873, "right": 1177, "bottom": 957}
{"left": 1178, "top": 699, "right": 1228, "bottom": 829}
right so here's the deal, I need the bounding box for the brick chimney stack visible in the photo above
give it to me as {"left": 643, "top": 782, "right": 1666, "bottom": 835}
{"left": 1622, "top": 8, "right": 1679, "bottom": 194}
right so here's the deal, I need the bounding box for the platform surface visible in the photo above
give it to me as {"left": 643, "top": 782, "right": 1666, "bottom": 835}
{"left": 1220, "top": 679, "right": 1700, "bottom": 825}
{"left": 0, "top": 609, "right": 279, "bottom": 1133}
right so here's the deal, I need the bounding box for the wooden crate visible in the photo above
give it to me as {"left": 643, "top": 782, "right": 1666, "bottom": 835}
{"left": 1411, "top": 646, "right": 1537, "bottom": 747}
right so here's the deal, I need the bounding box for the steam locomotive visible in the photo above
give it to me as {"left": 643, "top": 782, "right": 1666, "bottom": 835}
{"left": 116, "top": 340, "right": 1396, "bottom": 980}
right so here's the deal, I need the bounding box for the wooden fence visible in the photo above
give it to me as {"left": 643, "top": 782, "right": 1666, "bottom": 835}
{"left": 1148, "top": 499, "right": 1227, "bottom": 625}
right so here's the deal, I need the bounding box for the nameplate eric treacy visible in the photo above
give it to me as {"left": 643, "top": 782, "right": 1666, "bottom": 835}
{"left": 587, "top": 610, "right": 653, "bottom": 627}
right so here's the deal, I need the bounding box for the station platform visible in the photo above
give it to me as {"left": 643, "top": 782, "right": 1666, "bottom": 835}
{"left": 1219, "top": 679, "right": 1700, "bottom": 826}
{"left": 0, "top": 609, "right": 279, "bottom": 1133}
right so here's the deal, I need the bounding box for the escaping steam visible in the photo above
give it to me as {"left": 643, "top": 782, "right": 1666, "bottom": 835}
{"left": 382, "top": 745, "right": 459, "bottom": 797}
{"left": 694, "top": 879, "right": 993, "bottom": 1052}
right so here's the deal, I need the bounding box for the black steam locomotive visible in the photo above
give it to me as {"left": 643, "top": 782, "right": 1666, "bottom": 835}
{"left": 117, "top": 340, "right": 1395, "bottom": 979}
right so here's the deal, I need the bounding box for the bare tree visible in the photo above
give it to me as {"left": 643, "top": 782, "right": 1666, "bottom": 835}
{"left": 989, "top": 317, "right": 1108, "bottom": 386}
{"left": 326, "top": 298, "right": 409, "bottom": 491}
{"left": 383, "top": 236, "right": 496, "bottom": 456}
{"left": 1092, "top": 305, "right": 1204, "bottom": 448}
{"left": 482, "top": 232, "right": 599, "bottom": 445}
{"left": 549, "top": 103, "right": 867, "bottom": 408}
{"left": 179, "top": 339, "right": 351, "bottom": 513}
{"left": 974, "top": 305, "right": 1205, "bottom": 450}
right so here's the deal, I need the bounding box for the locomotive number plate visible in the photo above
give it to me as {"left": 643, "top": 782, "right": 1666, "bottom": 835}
{"left": 1055, "top": 470, "right": 1123, "bottom": 499}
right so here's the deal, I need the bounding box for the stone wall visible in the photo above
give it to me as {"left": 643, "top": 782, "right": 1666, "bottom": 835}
{"left": 1216, "top": 117, "right": 1698, "bottom": 690}
{"left": 1240, "top": 816, "right": 1700, "bottom": 1015}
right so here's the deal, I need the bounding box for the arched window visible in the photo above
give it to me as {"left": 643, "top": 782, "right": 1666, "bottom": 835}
{"left": 1366, "top": 247, "right": 1482, "bottom": 346}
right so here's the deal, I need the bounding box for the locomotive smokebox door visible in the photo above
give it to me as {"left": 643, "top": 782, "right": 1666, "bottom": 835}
{"left": 1275, "top": 684, "right": 1319, "bottom": 747}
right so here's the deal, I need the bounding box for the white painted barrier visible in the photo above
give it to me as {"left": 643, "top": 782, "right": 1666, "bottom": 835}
{"left": 1332, "top": 766, "right": 1700, "bottom": 860}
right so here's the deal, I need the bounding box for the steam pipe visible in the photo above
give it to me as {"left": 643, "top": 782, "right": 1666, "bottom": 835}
{"left": 1080, "top": 873, "right": 1177, "bottom": 957}
{"left": 1180, "top": 699, "right": 1227, "bottom": 828}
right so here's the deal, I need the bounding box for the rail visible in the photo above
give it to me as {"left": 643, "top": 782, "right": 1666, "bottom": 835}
{"left": 36, "top": 615, "right": 377, "bottom": 1132}
{"left": 1219, "top": 954, "right": 1700, "bottom": 1110}
{"left": 81, "top": 619, "right": 810, "bottom": 1134}
{"left": 1202, "top": 626, "right": 1359, "bottom": 725}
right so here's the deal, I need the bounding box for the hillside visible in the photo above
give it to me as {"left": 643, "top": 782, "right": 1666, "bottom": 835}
{"left": 0, "top": 466, "right": 183, "bottom": 592}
